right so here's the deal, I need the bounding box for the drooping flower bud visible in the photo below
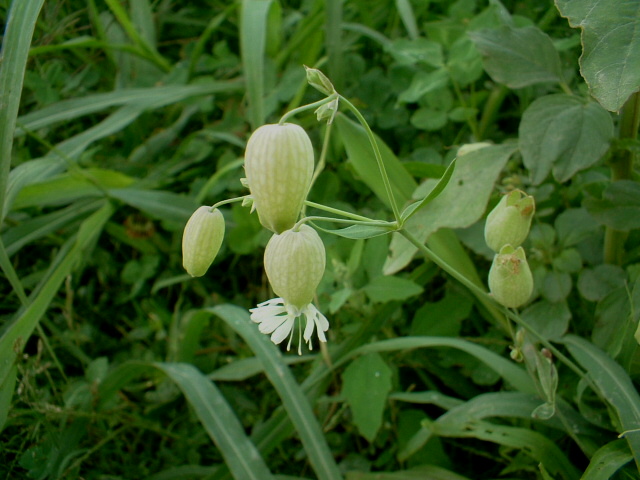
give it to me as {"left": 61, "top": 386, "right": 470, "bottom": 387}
{"left": 244, "top": 123, "right": 314, "bottom": 234}
{"left": 484, "top": 190, "right": 535, "bottom": 253}
{"left": 182, "top": 206, "right": 225, "bottom": 277}
{"left": 264, "top": 225, "right": 325, "bottom": 309}
{"left": 304, "top": 65, "right": 335, "bottom": 96}
{"left": 488, "top": 245, "right": 534, "bottom": 309}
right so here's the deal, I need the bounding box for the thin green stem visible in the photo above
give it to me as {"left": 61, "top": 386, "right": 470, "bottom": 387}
{"left": 304, "top": 200, "right": 379, "bottom": 222}
{"left": 211, "top": 195, "right": 251, "bottom": 210}
{"left": 294, "top": 215, "right": 393, "bottom": 231}
{"left": 308, "top": 122, "right": 333, "bottom": 198}
{"left": 399, "top": 229, "right": 588, "bottom": 380}
{"left": 477, "top": 85, "right": 508, "bottom": 141}
{"left": 604, "top": 91, "right": 640, "bottom": 264}
{"left": 279, "top": 94, "right": 338, "bottom": 125}
{"left": 338, "top": 95, "right": 402, "bottom": 223}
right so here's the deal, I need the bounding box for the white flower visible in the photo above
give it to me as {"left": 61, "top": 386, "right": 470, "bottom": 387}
{"left": 250, "top": 297, "right": 329, "bottom": 355}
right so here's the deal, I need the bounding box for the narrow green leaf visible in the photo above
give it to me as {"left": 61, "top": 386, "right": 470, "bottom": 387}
{"left": 0, "top": 365, "right": 17, "bottom": 432}
{"left": 469, "top": 25, "right": 564, "bottom": 88}
{"left": 555, "top": 0, "right": 640, "bottom": 112}
{"left": 345, "top": 464, "right": 471, "bottom": 480}
{"left": 395, "top": 0, "right": 419, "bottom": 40}
{"left": 581, "top": 439, "right": 633, "bottom": 480}
{"left": 210, "top": 304, "right": 344, "bottom": 480}
{"left": 108, "top": 189, "right": 198, "bottom": 227}
{"left": 240, "top": 0, "right": 274, "bottom": 129}
{"left": 342, "top": 353, "right": 393, "bottom": 442}
{"left": 401, "top": 158, "right": 456, "bottom": 223}
{"left": 0, "top": 0, "right": 45, "bottom": 222}
{"left": 563, "top": 334, "right": 640, "bottom": 469}
{"left": 352, "top": 337, "right": 535, "bottom": 394}
{"left": 315, "top": 223, "right": 393, "bottom": 240}
{"left": 0, "top": 202, "right": 114, "bottom": 390}
{"left": 154, "top": 363, "right": 275, "bottom": 480}
{"left": 433, "top": 420, "right": 581, "bottom": 480}
{"left": 519, "top": 94, "right": 613, "bottom": 184}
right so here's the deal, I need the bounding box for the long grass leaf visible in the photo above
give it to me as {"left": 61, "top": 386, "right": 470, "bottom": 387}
{"left": 15, "top": 82, "right": 243, "bottom": 137}
{"left": 211, "top": 304, "right": 344, "bottom": 480}
{"left": 352, "top": 336, "right": 535, "bottom": 393}
{"left": 0, "top": 365, "right": 17, "bottom": 432}
{"left": 0, "top": 0, "right": 45, "bottom": 220}
{"left": 240, "top": 0, "right": 274, "bottom": 129}
{"left": 563, "top": 334, "right": 640, "bottom": 469}
{"left": 0, "top": 202, "right": 114, "bottom": 389}
{"left": 154, "top": 363, "right": 275, "bottom": 480}
{"left": 581, "top": 439, "right": 633, "bottom": 480}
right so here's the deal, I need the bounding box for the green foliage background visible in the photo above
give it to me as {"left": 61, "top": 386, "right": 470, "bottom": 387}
{"left": 1, "top": 0, "right": 639, "bottom": 479}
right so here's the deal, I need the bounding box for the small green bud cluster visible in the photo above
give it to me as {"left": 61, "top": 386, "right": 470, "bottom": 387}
{"left": 485, "top": 190, "right": 535, "bottom": 309}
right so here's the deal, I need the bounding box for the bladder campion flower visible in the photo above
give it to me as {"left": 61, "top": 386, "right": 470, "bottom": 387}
{"left": 250, "top": 224, "right": 328, "bottom": 354}
{"left": 488, "top": 244, "right": 534, "bottom": 309}
{"left": 182, "top": 206, "right": 225, "bottom": 277}
{"left": 484, "top": 189, "right": 535, "bottom": 253}
{"left": 244, "top": 123, "right": 314, "bottom": 234}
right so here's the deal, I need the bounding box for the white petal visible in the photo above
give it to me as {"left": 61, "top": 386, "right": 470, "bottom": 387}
{"left": 303, "top": 304, "right": 329, "bottom": 343}
{"left": 270, "top": 317, "right": 295, "bottom": 344}
{"left": 257, "top": 314, "right": 288, "bottom": 334}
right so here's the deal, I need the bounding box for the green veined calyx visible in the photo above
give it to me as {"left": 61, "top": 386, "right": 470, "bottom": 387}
{"left": 182, "top": 206, "right": 225, "bottom": 277}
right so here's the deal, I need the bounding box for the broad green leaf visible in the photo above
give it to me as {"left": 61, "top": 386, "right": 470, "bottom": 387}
{"left": 385, "top": 38, "right": 444, "bottom": 67}
{"left": 108, "top": 188, "right": 198, "bottom": 227}
{"left": 521, "top": 300, "right": 570, "bottom": 340}
{"left": 563, "top": 334, "right": 640, "bottom": 469}
{"left": 519, "top": 94, "right": 613, "bottom": 184}
{"left": 342, "top": 353, "right": 393, "bottom": 442}
{"left": 554, "top": 208, "right": 600, "bottom": 248}
{"left": 335, "top": 113, "right": 417, "bottom": 209}
{"left": 362, "top": 275, "right": 424, "bottom": 303}
{"left": 555, "top": 0, "right": 640, "bottom": 112}
{"left": 469, "top": 25, "right": 564, "bottom": 88}
{"left": 411, "top": 293, "right": 472, "bottom": 337}
{"left": 0, "top": 0, "right": 45, "bottom": 221}
{"left": 577, "top": 264, "right": 626, "bottom": 302}
{"left": 210, "top": 305, "right": 343, "bottom": 480}
{"left": 398, "top": 69, "right": 450, "bottom": 104}
{"left": 583, "top": 180, "right": 640, "bottom": 230}
{"left": 240, "top": 0, "right": 274, "bottom": 129}
{"left": 385, "top": 143, "right": 515, "bottom": 274}
{"left": 154, "top": 363, "right": 275, "bottom": 480}
{"left": 582, "top": 439, "right": 633, "bottom": 480}
{"left": 540, "top": 271, "right": 572, "bottom": 303}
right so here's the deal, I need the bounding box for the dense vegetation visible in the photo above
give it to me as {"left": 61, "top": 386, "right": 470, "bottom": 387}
{"left": 1, "top": 0, "right": 639, "bottom": 479}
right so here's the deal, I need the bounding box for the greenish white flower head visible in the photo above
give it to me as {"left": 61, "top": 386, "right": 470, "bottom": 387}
{"left": 484, "top": 189, "right": 535, "bottom": 253}
{"left": 182, "top": 206, "right": 225, "bottom": 277}
{"left": 250, "top": 225, "right": 328, "bottom": 354}
{"left": 244, "top": 123, "right": 314, "bottom": 234}
{"left": 488, "top": 245, "right": 534, "bottom": 309}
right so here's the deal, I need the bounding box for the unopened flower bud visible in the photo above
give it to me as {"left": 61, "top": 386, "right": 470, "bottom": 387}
{"left": 244, "top": 123, "right": 314, "bottom": 234}
{"left": 264, "top": 225, "right": 325, "bottom": 309}
{"left": 182, "top": 207, "right": 225, "bottom": 277}
{"left": 484, "top": 190, "right": 535, "bottom": 252}
{"left": 488, "top": 245, "right": 534, "bottom": 309}
{"left": 304, "top": 66, "right": 335, "bottom": 96}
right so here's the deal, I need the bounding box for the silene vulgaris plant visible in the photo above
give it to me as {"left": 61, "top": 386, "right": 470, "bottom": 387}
{"left": 182, "top": 67, "right": 542, "bottom": 357}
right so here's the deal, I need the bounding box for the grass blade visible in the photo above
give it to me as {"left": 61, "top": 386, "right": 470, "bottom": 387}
{"left": 240, "top": 0, "right": 274, "bottom": 129}
{"left": 154, "top": 363, "right": 276, "bottom": 480}
{"left": 211, "top": 304, "right": 344, "bottom": 480}
{"left": 0, "top": 0, "right": 45, "bottom": 221}
{"left": 352, "top": 336, "right": 535, "bottom": 393}
{"left": 0, "top": 202, "right": 114, "bottom": 390}
{"left": 563, "top": 334, "right": 640, "bottom": 469}
{"left": 581, "top": 439, "right": 633, "bottom": 480}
